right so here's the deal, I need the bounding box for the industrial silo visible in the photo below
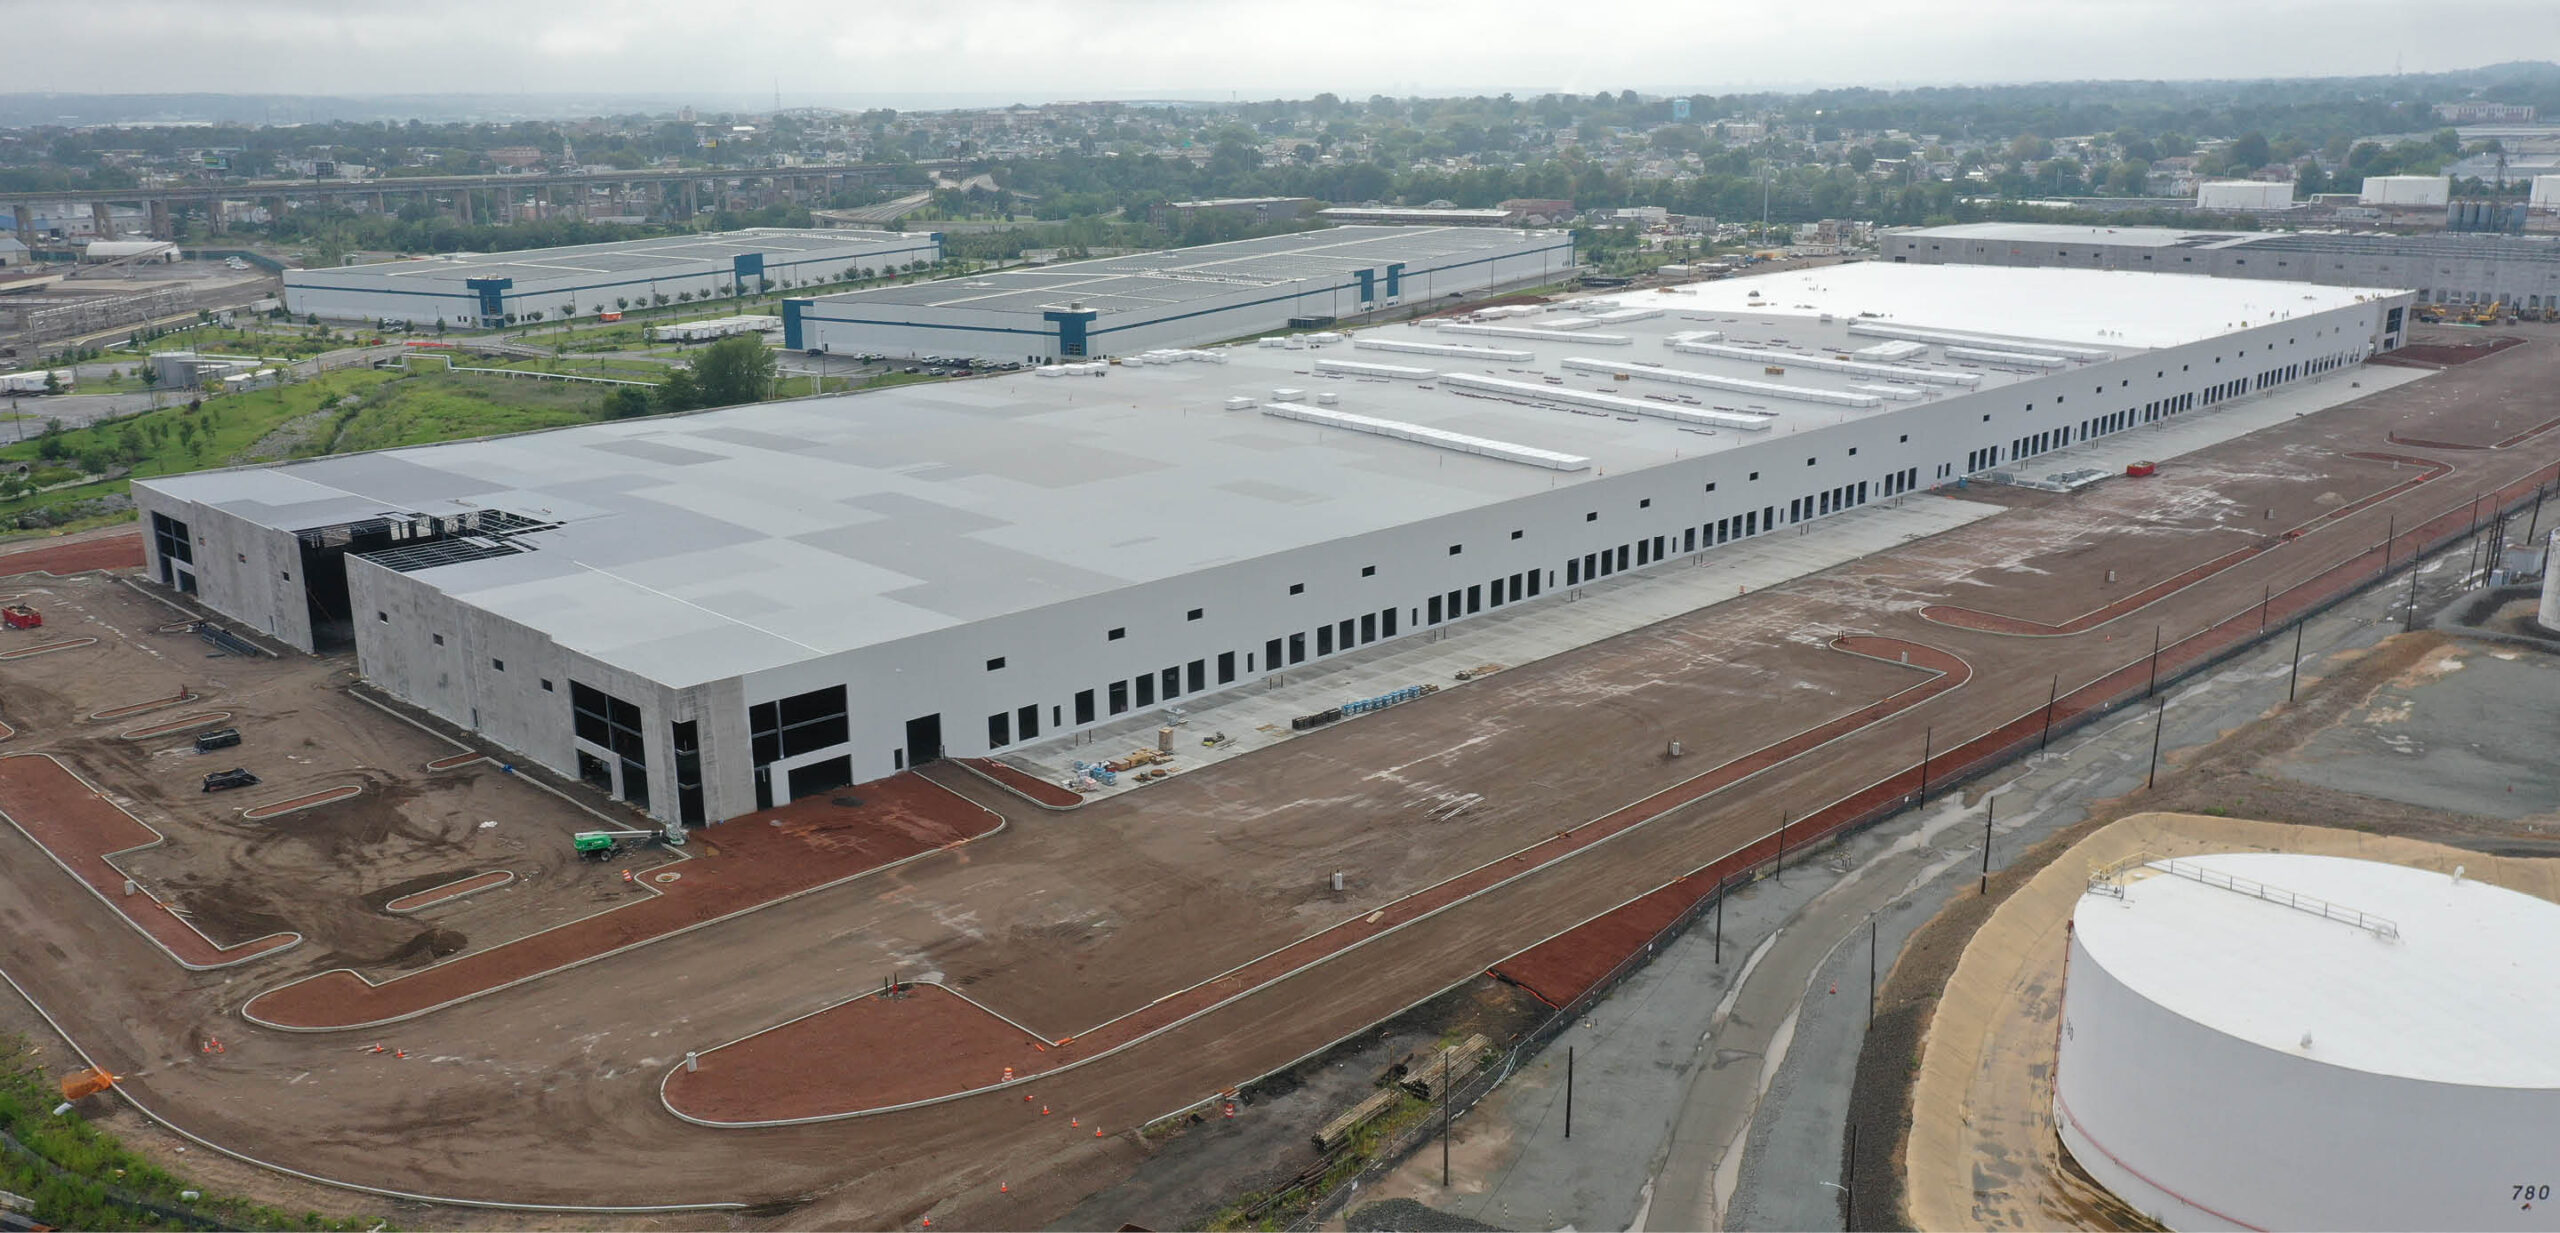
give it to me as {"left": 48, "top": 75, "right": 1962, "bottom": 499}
{"left": 2054, "top": 852, "right": 2560, "bottom": 1231}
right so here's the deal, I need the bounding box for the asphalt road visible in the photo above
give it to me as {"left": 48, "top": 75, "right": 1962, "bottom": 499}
{"left": 1357, "top": 545, "right": 2436, "bottom": 1232}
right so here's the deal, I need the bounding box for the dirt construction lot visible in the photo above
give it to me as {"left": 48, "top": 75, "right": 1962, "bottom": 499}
{"left": 0, "top": 331, "right": 2556, "bottom": 1227}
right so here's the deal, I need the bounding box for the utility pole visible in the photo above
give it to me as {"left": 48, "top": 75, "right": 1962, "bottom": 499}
{"left": 1441, "top": 1045, "right": 1452, "bottom": 1188}
{"left": 1981, "top": 795, "right": 1995, "bottom": 896}
{"left": 1917, "top": 726, "right": 1933, "bottom": 804}
{"left": 1776, "top": 810, "right": 1789, "bottom": 881}
{"left": 2381, "top": 514, "right": 2395, "bottom": 577}
{"left": 2404, "top": 564, "right": 2422, "bottom": 633}
{"left": 1714, "top": 874, "right": 1725, "bottom": 963}
{"left": 2259, "top": 584, "right": 2271, "bottom": 631}
{"left": 2147, "top": 697, "right": 2167, "bottom": 790}
{"left": 2039, "top": 674, "right": 2058, "bottom": 751}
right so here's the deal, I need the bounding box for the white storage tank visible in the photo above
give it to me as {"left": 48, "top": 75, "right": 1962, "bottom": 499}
{"left": 2056, "top": 852, "right": 2560, "bottom": 1232}
{"left": 2359, "top": 175, "right": 2452, "bottom": 208}
{"left": 2195, "top": 180, "right": 2294, "bottom": 211}
{"left": 2539, "top": 529, "right": 2560, "bottom": 633}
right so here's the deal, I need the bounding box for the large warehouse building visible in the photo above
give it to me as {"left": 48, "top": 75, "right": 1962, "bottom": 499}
{"left": 783, "top": 225, "right": 1572, "bottom": 362}
{"left": 2057, "top": 852, "right": 2560, "bottom": 1231}
{"left": 283, "top": 227, "right": 940, "bottom": 327}
{"left": 135, "top": 263, "right": 2408, "bottom": 830}
{"left": 1882, "top": 221, "right": 2560, "bottom": 312}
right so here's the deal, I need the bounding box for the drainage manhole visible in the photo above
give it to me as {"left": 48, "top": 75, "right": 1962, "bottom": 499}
{"left": 654, "top": 871, "right": 680, "bottom": 884}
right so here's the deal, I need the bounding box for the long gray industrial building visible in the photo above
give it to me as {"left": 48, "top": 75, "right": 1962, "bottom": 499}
{"left": 283, "top": 227, "right": 940, "bottom": 327}
{"left": 134, "top": 262, "right": 2408, "bottom": 832}
{"left": 783, "top": 225, "right": 1572, "bottom": 362}
{"left": 1881, "top": 222, "right": 2560, "bottom": 312}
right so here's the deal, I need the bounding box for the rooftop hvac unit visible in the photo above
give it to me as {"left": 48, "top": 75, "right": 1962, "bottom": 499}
{"left": 1314, "top": 391, "right": 1340, "bottom": 405}
{"left": 1272, "top": 387, "right": 1305, "bottom": 401}
{"left": 1225, "top": 396, "right": 1257, "bottom": 410}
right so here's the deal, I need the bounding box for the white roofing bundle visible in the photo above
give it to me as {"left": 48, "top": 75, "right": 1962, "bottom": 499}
{"left": 1844, "top": 320, "right": 2109, "bottom": 359}
{"left": 1944, "top": 345, "right": 2067, "bottom": 368}
{"left": 1437, "top": 322, "right": 1634, "bottom": 346}
{"left": 1559, "top": 357, "right": 1884, "bottom": 408}
{"left": 1314, "top": 358, "right": 1438, "bottom": 380}
{"left": 1667, "top": 338, "right": 1980, "bottom": 386}
{"left": 1354, "top": 338, "right": 1536, "bottom": 362}
{"left": 1436, "top": 372, "right": 1776, "bottom": 430}
{"left": 1261, "top": 402, "right": 1592, "bottom": 471}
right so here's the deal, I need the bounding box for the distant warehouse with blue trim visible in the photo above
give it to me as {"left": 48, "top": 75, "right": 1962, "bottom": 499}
{"left": 783, "top": 225, "right": 1574, "bottom": 362}
{"left": 282, "top": 227, "right": 940, "bottom": 328}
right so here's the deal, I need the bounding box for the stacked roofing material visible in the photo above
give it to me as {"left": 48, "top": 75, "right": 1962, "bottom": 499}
{"left": 1436, "top": 372, "right": 1776, "bottom": 430}
{"left": 1313, "top": 359, "right": 1439, "bottom": 379}
{"left": 1434, "top": 322, "right": 1634, "bottom": 345}
{"left": 1665, "top": 338, "right": 1981, "bottom": 386}
{"left": 1261, "top": 401, "right": 1593, "bottom": 471}
{"left": 1353, "top": 338, "right": 1535, "bottom": 362}
{"left": 1944, "top": 345, "right": 2068, "bottom": 368}
{"left": 1844, "top": 321, "right": 2108, "bottom": 360}
{"left": 1557, "top": 357, "right": 1884, "bottom": 409}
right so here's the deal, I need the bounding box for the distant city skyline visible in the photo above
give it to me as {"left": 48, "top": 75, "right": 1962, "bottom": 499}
{"left": 19, "top": 0, "right": 2555, "bottom": 109}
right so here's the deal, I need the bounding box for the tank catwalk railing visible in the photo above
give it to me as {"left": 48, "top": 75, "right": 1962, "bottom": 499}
{"left": 2150, "top": 857, "right": 2401, "bottom": 940}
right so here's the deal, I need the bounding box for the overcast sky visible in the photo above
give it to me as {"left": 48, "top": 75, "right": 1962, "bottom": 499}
{"left": 21, "top": 0, "right": 2550, "bottom": 103}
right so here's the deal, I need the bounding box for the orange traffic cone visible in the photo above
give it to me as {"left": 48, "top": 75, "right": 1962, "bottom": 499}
{"left": 1069, "top": 1117, "right": 1079, "bottom": 1127}
{"left": 395, "top": 1049, "right": 410, "bottom": 1059}
{"left": 368, "top": 1043, "right": 385, "bottom": 1054}
{"left": 1000, "top": 1182, "right": 1010, "bottom": 1195}
{"left": 1002, "top": 1066, "right": 1014, "bottom": 1081}
{"left": 1094, "top": 1126, "right": 1105, "bottom": 1137}
{"left": 1040, "top": 1105, "right": 1050, "bottom": 1116}
{"left": 1828, "top": 982, "right": 1837, "bottom": 996}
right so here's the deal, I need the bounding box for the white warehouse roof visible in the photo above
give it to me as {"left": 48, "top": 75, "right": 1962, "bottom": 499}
{"left": 2076, "top": 852, "right": 2560, "bottom": 1088}
{"left": 141, "top": 262, "right": 2389, "bottom": 689}
{"left": 286, "top": 227, "right": 917, "bottom": 294}
{"left": 799, "top": 226, "right": 1549, "bottom": 322}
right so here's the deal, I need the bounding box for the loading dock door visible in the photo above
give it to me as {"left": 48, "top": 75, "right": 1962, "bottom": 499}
{"left": 787, "top": 756, "right": 852, "bottom": 801}
{"left": 903, "top": 713, "right": 943, "bottom": 767}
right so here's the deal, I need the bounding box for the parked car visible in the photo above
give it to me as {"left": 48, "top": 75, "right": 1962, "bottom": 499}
{"left": 192, "top": 727, "right": 242, "bottom": 753}
{"left": 202, "top": 768, "right": 260, "bottom": 792}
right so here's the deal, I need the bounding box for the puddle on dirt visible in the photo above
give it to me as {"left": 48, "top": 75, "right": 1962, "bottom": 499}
{"left": 240, "top": 772, "right": 445, "bottom": 858}
{"left": 169, "top": 895, "right": 293, "bottom": 946}
{"left": 383, "top": 926, "right": 468, "bottom": 968}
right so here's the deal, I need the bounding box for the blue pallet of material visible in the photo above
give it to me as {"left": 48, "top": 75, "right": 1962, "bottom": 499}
{"left": 1341, "top": 685, "right": 1428, "bottom": 716}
